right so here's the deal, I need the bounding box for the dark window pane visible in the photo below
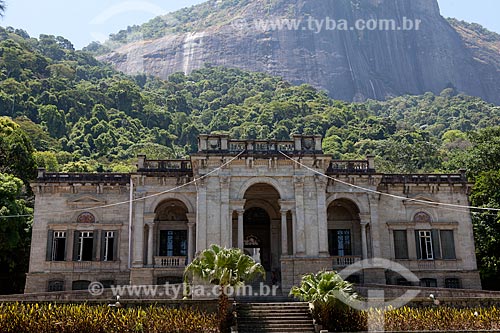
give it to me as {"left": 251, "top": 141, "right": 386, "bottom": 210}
{"left": 48, "top": 280, "right": 64, "bottom": 292}
{"left": 82, "top": 237, "right": 93, "bottom": 261}
{"left": 418, "top": 230, "right": 434, "bottom": 260}
{"left": 160, "top": 230, "right": 187, "bottom": 256}
{"left": 77, "top": 232, "right": 94, "bottom": 261}
{"left": 100, "top": 280, "right": 114, "bottom": 288}
{"left": 54, "top": 238, "right": 66, "bottom": 261}
{"left": 72, "top": 280, "right": 90, "bottom": 290}
{"left": 420, "top": 278, "right": 437, "bottom": 287}
{"left": 445, "top": 278, "right": 460, "bottom": 289}
{"left": 328, "top": 229, "right": 351, "bottom": 256}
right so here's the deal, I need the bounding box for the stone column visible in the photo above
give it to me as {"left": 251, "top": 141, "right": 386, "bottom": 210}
{"left": 293, "top": 175, "right": 306, "bottom": 255}
{"left": 146, "top": 221, "right": 155, "bottom": 266}
{"left": 280, "top": 209, "right": 288, "bottom": 255}
{"left": 220, "top": 175, "right": 231, "bottom": 248}
{"left": 196, "top": 178, "right": 207, "bottom": 251}
{"left": 315, "top": 175, "right": 329, "bottom": 256}
{"left": 187, "top": 222, "right": 195, "bottom": 264}
{"left": 132, "top": 196, "right": 147, "bottom": 267}
{"left": 237, "top": 209, "right": 245, "bottom": 250}
{"left": 291, "top": 210, "right": 297, "bottom": 255}
{"left": 360, "top": 222, "right": 369, "bottom": 260}
{"left": 368, "top": 194, "right": 382, "bottom": 258}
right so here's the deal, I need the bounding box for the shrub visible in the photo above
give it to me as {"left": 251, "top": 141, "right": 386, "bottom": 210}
{"left": 0, "top": 303, "right": 219, "bottom": 333}
{"left": 383, "top": 306, "right": 500, "bottom": 331}
{"left": 290, "top": 271, "right": 365, "bottom": 332}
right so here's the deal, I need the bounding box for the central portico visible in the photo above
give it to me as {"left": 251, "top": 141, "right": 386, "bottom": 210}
{"left": 128, "top": 134, "right": 373, "bottom": 290}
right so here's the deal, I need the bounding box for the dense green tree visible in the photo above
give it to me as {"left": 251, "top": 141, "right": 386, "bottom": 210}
{"left": 0, "top": 117, "right": 36, "bottom": 183}
{"left": 33, "top": 151, "right": 59, "bottom": 172}
{"left": 0, "top": 173, "right": 32, "bottom": 294}
{"left": 469, "top": 171, "right": 500, "bottom": 290}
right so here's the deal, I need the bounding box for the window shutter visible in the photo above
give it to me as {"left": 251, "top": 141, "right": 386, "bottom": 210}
{"left": 113, "top": 231, "right": 118, "bottom": 261}
{"left": 432, "top": 229, "right": 442, "bottom": 260}
{"left": 73, "top": 231, "right": 80, "bottom": 261}
{"left": 440, "top": 230, "right": 456, "bottom": 259}
{"left": 46, "top": 230, "right": 54, "bottom": 261}
{"left": 92, "top": 231, "right": 99, "bottom": 261}
{"left": 393, "top": 230, "right": 409, "bottom": 259}
{"left": 63, "top": 233, "right": 67, "bottom": 260}
{"left": 415, "top": 231, "right": 422, "bottom": 259}
{"left": 100, "top": 231, "right": 106, "bottom": 261}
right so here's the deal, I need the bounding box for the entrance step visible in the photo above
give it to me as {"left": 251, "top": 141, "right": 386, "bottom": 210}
{"left": 236, "top": 302, "right": 315, "bottom": 333}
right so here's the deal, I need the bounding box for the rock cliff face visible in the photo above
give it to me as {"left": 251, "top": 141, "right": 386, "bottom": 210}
{"left": 100, "top": 0, "right": 500, "bottom": 104}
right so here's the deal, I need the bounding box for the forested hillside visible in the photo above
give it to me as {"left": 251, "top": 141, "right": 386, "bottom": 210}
{"left": 2, "top": 26, "right": 500, "bottom": 291}
{"left": 2, "top": 26, "right": 500, "bottom": 173}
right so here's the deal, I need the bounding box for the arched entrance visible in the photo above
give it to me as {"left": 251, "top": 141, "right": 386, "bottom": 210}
{"left": 243, "top": 207, "right": 271, "bottom": 270}
{"left": 327, "top": 199, "right": 364, "bottom": 270}
{"left": 241, "top": 183, "right": 282, "bottom": 276}
{"left": 149, "top": 200, "right": 191, "bottom": 274}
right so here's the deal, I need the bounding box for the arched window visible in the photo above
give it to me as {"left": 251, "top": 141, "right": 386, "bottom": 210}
{"left": 420, "top": 278, "right": 437, "bottom": 288}
{"left": 72, "top": 280, "right": 91, "bottom": 291}
{"left": 48, "top": 280, "right": 64, "bottom": 292}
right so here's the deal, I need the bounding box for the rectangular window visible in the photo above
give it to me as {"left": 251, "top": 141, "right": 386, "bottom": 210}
{"left": 393, "top": 230, "right": 409, "bottom": 259}
{"left": 328, "top": 229, "right": 352, "bottom": 256}
{"left": 418, "top": 230, "right": 434, "bottom": 260}
{"left": 416, "top": 229, "right": 456, "bottom": 261}
{"left": 76, "top": 231, "right": 94, "bottom": 261}
{"left": 50, "top": 231, "right": 66, "bottom": 261}
{"left": 103, "top": 231, "right": 115, "bottom": 261}
{"left": 159, "top": 230, "right": 187, "bottom": 256}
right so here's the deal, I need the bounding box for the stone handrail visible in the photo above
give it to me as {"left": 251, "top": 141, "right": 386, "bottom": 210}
{"left": 332, "top": 256, "right": 362, "bottom": 268}
{"left": 326, "top": 160, "right": 374, "bottom": 174}
{"left": 37, "top": 172, "right": 130, "bottom": 184}
{"left": 381, "top": 174, "right": 467, "bottom": 184}
{"left": 154, "top": 256, "right": 187, "bottom": 268}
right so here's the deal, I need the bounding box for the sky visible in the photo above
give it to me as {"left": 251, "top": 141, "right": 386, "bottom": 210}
{"left": 1, "top": 0, "right": 500, "bottom": 50}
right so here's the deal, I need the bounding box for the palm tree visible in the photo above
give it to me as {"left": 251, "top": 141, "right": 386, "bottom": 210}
{"left": 0, "top": 1, "right": 5, "bottom": 17}
{"left": 290, "top": 271, "right": 364, "bottom": 331}
{"left": 185, "top": 244, "right": 265, "bottom": 332}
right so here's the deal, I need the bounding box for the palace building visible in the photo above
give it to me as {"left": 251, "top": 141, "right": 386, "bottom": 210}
{"left": 25, "top": 134, "right": 482, "bottom": 294}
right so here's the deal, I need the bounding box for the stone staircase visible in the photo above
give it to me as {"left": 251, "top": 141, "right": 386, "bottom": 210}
{"left": 236, "top": 302, "right": 315, "bottom": 333}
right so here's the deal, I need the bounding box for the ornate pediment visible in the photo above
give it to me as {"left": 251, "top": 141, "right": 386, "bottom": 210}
{"left": 67, "top": 196, "right": 106, "bottom": 209}
{"left": 403, "top": 196, "right": 437, "bottom": 207}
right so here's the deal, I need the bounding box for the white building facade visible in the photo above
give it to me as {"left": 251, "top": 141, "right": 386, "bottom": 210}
{"left": 25, "top": 134, "right": 482, "bottom": 293}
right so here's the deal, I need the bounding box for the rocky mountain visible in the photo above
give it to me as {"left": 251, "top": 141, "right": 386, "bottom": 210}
{"left": 98, "top": 0, "right": 500, "bottom": 104}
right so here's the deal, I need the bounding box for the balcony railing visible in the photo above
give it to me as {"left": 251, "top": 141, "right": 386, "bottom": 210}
{"left": 228, "top": 140, "right": 296, "bottom": 153}
{"left": 332, "top": 256, "right": 362, "bottom": 268}
{"left": 396, "top": 259, "right": 460, "bottom": 271}
{"left": 326, "top": 160, "right": 374, "bottom": 175}
{"left": 48, "top": 261, "right": 121, "bottom": 272}
{"left": 154, "top": 256, "right": 187, "bottom": 268}
{"left": 37, "top": 173, "right": 130, "bottom": 184}
{"left": 381, "top": 174, "right": 467, "bottom": 184}
{"left": 138, "top": 159, "right": 193, "bottom": 175}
